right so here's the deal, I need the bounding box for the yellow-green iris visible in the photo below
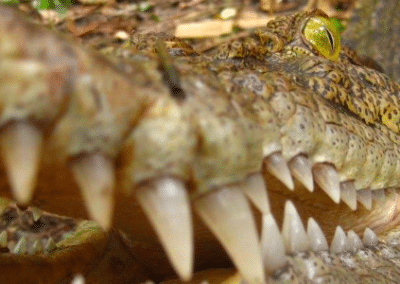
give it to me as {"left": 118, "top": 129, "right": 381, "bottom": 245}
{"left": 303, "top": 16, "right": 341, "bottom": 61}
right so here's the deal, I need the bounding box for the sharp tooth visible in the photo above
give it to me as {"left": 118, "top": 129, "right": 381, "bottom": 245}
{"left": 242, "top": 173, "right": 270, "bottom": 214}
{"left": 137, "top": 178, "right": 193, "bottom": 281}
{"left": 372, "top": 189, "right": 386, "bottom": 204}
{"left": 330, "top": 226, "right": 348, "bottom": 254}
{"left": 347, "top": 230, "right": 363, "bottom": 253}
{"left": 31, "top": 207, "right": 42, "bottom": 222}
{"left": 0, "top": 122, "right": 43, "bottom": 205}
{"left": 194, "top": 186, "right": 265, "bottom": 283}
{"left": 340, "top": 181, "right": 357, "bottom": 211}
{"left": 71, "top": 154, "right": 115, "bottom": 231}
{"left": 13, "top": 236, "right": 27, "bottom": 254}
{"left": 282, "top": 200, "right": 309, "bottom": 253}
{"left": 0, "top": 231, "right": 7, "bottom": 248}
{"left": 289, "top": 155, "right": 314, "bottom": 192}
{"left": 313, "top": 164, "right": 340, "bottom": 203}
{"left": 363, "top": 228, "right": 378, "bottom": 246}
{"left": 264, "top": 152, "right": 294, "bottom": 190}
{"left": 357, "top": 188, "right": 372, "bottom": 210}
{"left": 307, "top": 217, "right": 328, "bottom": 252}
{"left": 30, "top": 239, "right": 43, "bottom": 254}
{"left": 45, "top": 238, "right": 56, "bottom": 254}
{"left": 71, "top": 274, "right": 85, "bottom": 284}
{"left": 261, "top": 214, "right": 287, "bottom": 273}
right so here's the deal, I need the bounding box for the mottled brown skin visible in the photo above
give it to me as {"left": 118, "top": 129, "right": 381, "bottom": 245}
{"left": 2, "top": 5, "right": 400, "bottom": 284}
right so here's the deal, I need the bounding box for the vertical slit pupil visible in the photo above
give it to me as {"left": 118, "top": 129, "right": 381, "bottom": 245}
{"left": 324, "top": 27, "right": 335, "bottom": 55}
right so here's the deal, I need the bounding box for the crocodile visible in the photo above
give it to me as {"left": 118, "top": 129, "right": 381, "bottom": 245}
{"left": 1, "top": 3, "right": 400, "bottom": 284}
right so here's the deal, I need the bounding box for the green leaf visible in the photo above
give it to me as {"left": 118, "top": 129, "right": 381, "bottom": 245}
{"left": 35, "top": 0, "right": 74, "bottom": 13}
{"left": 1, "top": 0, "right": 21, "bottom": 5}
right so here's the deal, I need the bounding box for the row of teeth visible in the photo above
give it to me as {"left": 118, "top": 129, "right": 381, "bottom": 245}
{"left": 16, "top": 212, "right": 378, "bottom": 284}
{"left": 0, "top": 230, "right": 56, "bottom": 255}
{"left": 1, "top": 122, "right": 387, "bottom": 283}
{"left": 261, "top": 201, "right": 379, "bottom": 275}
{"left": 63, "top": 203, "right": 380, "bottom": 284}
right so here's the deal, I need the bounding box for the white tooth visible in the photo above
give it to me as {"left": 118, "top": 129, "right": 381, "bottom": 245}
{"left": 13, "top": 236, "right": 27, "bottom": 254}
{"left": 45, "top": 237, "right": 56, "bottom": 254}
{"left": 265, "top": 152, "right": 294, "bottom": 190}
{"left": 137, "top": 178, "right": 193, "bottom": 281}
{"left": 261, "top": 214, "right": 287, "bottom": 273}
{"left": 357, "top": 188, "right": 372, "bottom": 210}
{"left": 363, "top": 228, "right": 378, "bottom": 246}
{"left": 347, "top": 230, "right": 363, "bottom": 253}
{"left": 282, "top": 200, "right": 310, "bottom": 253}
{"left": 242, "top": 173, "right": 270, "bottom": 214}
{"left": 0, "top": 231, "right": 7, "bottom": 248}
{"left": 71, "top": 153, "right": 115, "bottom": 231}
{"left": 71, "top": 274, "right": 85, "bottom": 284}
{"left": 307, "top": 218, "right": 328, "bottom": 252}
{"left": 289, "top": 155, "right": 314, "bottom": 192}
{"left": 31, "top": 207, "right": 42, "bottom": 222}
{"left": 0, "top": 122, "right": 43, "bottom": 205}
{"left": 313, "top": 164, "right": 340, "bottom": 203}
{"left": 194, "top": 186, "right": 265, "bottom": 283}
{"left": 372, "top": 189, "right": 386, "bottom": 204}
{"left": 330, "top": 226, "right": 348, "bottom": 254}
{"left": 30, "top": 239, "right": 43, "bottom": 254}
{"left": 340, "top": 181, "right": 357, "bottom": 211}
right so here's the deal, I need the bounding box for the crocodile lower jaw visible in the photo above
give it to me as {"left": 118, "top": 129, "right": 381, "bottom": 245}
{"left": 119, "top": 168, "right": 400, "bottom": 282}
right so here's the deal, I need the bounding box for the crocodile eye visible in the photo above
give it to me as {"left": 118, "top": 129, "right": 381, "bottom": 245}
{"left": 303, "top": 16, "right": 341, "bottom": 61}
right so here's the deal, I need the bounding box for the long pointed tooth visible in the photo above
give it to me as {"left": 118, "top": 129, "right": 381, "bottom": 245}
{"left": 372, "top": 189, "right": 386, "bottom": 204}
{"left": 340, "top": 181, "right": 357, "bottom": 211}
{"left": 31, "top": 207, "right": 43, "bottom": 222}
{"left": 137, "top": 178, "right": 193, "bottom": 281}
{"left": 357, "top": 188, "right": 372, "bottom": 210}
{"left": 13, "top": 236, "right": 27, "bottom": 254}
{"left": 261, "top": 214, "right": 287, "bottom": 273}
{"left": 0, "top": 122, "right": 43, "bottom": 205}
{"left": 289, "top": 155, "right": 314, "bottom": 192}
{"left": 347, "top": 230, "right": 363, "bottom": 253}
{"left": 242, "top": 173, "right": 270, "bottom": 214}
{"left": 282, "top": 200, "right": 310, "bottom": 253}
{"left": 313, "top": 164, "right": 340, "bottom": 203}
{"left": 330, "top": 226, "right": 348, "bottom": 254}
{"left": 30, "top": 239, "right": 43, "bottom": 254}
{"left": 0, "top": 231, "right": 7, "bottom": 248}
{"left": 363, "top": 228, "right": 378, "bottom": 246}
{"left": 307, "top": 218, "right": 328, "bottom": 252}
{"left": 71, "top": 154, "right": 115, "bottom": 231}
{"left": 265, "top": 152, "right": 294, "bottom": 190}
{"left": 194, "top": 186, "right": 265, "bottom": 283}
{"left": 44, "top": 237, "right": 56, "bottom": 254}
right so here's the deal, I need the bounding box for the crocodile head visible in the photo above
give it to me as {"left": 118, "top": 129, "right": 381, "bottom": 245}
{"left": 0, "top": 5, "right": 400, "bottom": 283}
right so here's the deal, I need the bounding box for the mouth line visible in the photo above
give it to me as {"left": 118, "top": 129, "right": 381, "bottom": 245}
{"left": 266, "top": 170, "right": 400, "bottom": 242}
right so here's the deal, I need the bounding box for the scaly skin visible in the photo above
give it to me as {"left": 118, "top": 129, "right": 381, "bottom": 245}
{"left": 2, "top": 4, "right": 400, "bottom": 284}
